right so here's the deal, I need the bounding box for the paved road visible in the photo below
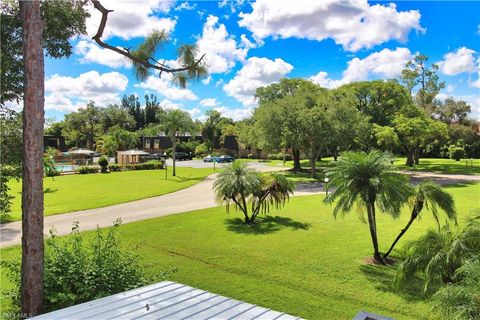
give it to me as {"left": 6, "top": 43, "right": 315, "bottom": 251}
{"left": 2, "top": 164, "right": 478, "bottom": 248}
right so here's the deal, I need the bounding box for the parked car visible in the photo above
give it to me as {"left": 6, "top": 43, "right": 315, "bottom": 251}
{"left": 146, "top": 153, "right": 166, "bottom": 161}
{"left": 203, "top": 155, "right": 214, "bottom": 162}
{"left": 216, "top": 155, "right": 235, "bottom": 163}
{"left": 174, "top": 152, "right": 193, "bottom": 161}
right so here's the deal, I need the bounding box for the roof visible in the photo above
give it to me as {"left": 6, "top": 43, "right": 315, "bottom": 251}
{"left": 68, "top": 148, "right": 95, "bottom": 155}
{"left": 31, "top": 281, "right": 304, "bottom": 320}
{"left": 117, "top": 149, "right": 150, "bottom": 156}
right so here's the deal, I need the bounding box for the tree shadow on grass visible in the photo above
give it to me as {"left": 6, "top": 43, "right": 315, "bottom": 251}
{"left": 44, "top": 188, "right": 58, "bottom": 194}
{"left": 359, "top": 263, "right": 434, "bottom": 303}
{"left": 225, "top": 215, "right": 311, "bottom": 235}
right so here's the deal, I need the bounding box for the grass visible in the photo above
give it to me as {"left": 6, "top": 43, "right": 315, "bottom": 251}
{"left": 394, "top": 158, "right": 480, "bottom": 175}
{"left": 2, "top": 182, "right": 478, "bottom": 319}
{"left": 263, "top": 157, "right": 480, "bottom": 175}
{"left": 2, "top": 167, "right": 214, "bottom": 223}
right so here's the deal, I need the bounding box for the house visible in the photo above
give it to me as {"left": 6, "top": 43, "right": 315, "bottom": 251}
{"left": 43, "top": 135, "right": 68, "bottom": 152}
{"left": 142, "top": 134, "right": 239, "bottom": 155}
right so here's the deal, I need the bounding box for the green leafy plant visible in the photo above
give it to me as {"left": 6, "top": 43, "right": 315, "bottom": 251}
{"left": 432, "top": 259, "right": 480, "bottom": 320}
{"left": 324, "top": 151, "right": 412, "bottom": 262}
{"left": 384, "top": 180, "right": 456, "bottom": 258}
{"left": 97, "top": 156, "right": 109, "bottom": 173}
{"left": 108, "top": 164, "right": 122, "bottom": 172}
{"left": 214, "top": 161, "right": 294, "bottom": 224}
{"left": 448, "top": 145, "right": 466, "bottom": 161}
{"left": 75, "top": 166, "right": 98, "bottom": 174}
{"left": 1, "top": 220, "right": 174, "bottom": 313}
{"left": 395, "top": 214, "right": 480, "bottom": 292}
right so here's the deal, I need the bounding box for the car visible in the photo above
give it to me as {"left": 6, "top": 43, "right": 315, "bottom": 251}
{"left": 203, "top": 155, "right": 214, "bottom": 162}
{"left": 146, "top": 153, "right": 166, "bottom": 161}
{"left": 174, "top": 152, "right": 193, "bottom": 161}
{"left": 216, "top": 155, "right": 235, "bottom": 163}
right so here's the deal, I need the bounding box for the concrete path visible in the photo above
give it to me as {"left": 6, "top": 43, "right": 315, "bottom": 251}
{"left": 2, "top": 165, "right": 478, "bottom": 249}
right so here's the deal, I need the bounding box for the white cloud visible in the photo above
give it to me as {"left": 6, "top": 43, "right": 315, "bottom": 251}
{"left": 224, "top": 57, "right": 293, "bottom": 105}
{"left": 201, "top": 75, "right": 212, "bottom": 85}
{"left": 86, "top": 0, "right": 176, "bottom": 40}
{"left": 75, "top": 40, "right": 131, "bottom": 68}
{"left": 159, "top": 99, "right": 182, "bottom": 110}
{"left": 239, "top": 0, "right": 423, "bottom": 51}
{"left": 2, "top": 100, "right": 23, "bottom": 112}
{"left": 437, "top": 47, "right": 477, "bottom": 76}
{"left": 187, "top": 107, "right": 202, "bottom": 118}
{"left": 175, "top": 1, "right": 196, "bottom": 11}
{"left": 196, "top": 15, "right": 254, "bottom": 73}
{"left": 45, "top": 71, "right": 128, "bottom": 112}
{"left": 310, "top": 47, "right": 413, "bottom": 88}
{"left": 135, "top": 75, "right": 198, "bottom": 101}
{"left": 199, "top": 98, "right": 218, "bottom": 108}
{"left": 214, "top": 106, "right": 253, "bottom": 121}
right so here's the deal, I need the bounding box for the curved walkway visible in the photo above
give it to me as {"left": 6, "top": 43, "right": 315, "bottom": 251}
{"left": 1, "top": 167, "right": 477, "bottom": 248}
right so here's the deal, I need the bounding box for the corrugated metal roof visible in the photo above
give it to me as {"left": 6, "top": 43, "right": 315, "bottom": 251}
{"left": 31, "top": 281, "right": 304, "bottom": 320}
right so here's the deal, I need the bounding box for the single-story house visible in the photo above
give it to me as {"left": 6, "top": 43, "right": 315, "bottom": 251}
{"left": 117, "top": 149, "right": 150, "bottom": 165}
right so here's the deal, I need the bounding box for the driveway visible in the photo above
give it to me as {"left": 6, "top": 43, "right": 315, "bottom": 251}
{"left": 2, "top": 165, "right": 477, "bottom": 248}
{"left": 0, "top": 162, "right": 289, "bottom": 248}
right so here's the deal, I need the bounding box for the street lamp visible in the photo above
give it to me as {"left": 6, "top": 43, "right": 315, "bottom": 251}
{"left": 324, "top": 177, "right": 330, "bottom": 196}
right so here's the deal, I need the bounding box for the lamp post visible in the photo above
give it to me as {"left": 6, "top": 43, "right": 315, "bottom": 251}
{"left": 324, "top": 177, "right": 330, "bottom": 196}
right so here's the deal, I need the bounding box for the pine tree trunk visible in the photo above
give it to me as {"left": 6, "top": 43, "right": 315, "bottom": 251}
{"left": 292, "top": 148, "right": 301, "bottom": 171}
{"left": 20, "top": 0, "right": 45, "bottom": 316}
{"left": 366, "top": 204, "right": 382, "bottom": 262}
{"left": 172, "top": 137, "right": 176, "bottom": 176}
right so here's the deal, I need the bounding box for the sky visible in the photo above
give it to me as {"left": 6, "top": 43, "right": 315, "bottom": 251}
{"left": 8, "top": 0, "right": 480, "bottom": 121}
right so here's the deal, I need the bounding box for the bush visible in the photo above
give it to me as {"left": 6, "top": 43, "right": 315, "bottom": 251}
{"left": 1, "top": 220, "right": 173, "bottom": 313}
{"left": 247, "top": 153, "right": 254, "bottom": 159}
{"left": 124, "top": 160, "right": 165, "bottom": 171}
{"left": 165, "top": 148, "right": 173, "bottom": 157}
{"left": 194, "top": 143, "right": 208, "bottom": 156}
{"left": 75, "top": 166, "right": 98, "bottom": 174}
{"left": 284, "top": 153, "right": 292, "bottom": 161}
{"left": 448, "top": 146, "right": 466, "bottom": 161}
{"left": 98, "top": 156, "right": 109, "bottom": 173}
{"left": 108, "top": 164, "right": 122, "bottom": 172}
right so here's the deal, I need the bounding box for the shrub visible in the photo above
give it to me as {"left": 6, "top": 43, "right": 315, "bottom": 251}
{"left": 268, "top": 153, "right": 278, "bottom": 160}
{"left": 247, "top": 153, "right": 254, "bottom": 159}
{"left": 194, "top": 143, "right": 208, "bottom": 156}
{"left": 76, "top": 166, "right": 98, "bottom": 174}
{"left": 1, "top": 220, "right": 174, "bottom": 313}
{"left": 284, "top": 153, "right": 292, "bottom": 161}
{"left": 108, "top": 164, "right": 122, "bottom": 172}
{"left": 165, "top": 148, "right": 173, "bottom": 157}
{"left": 97, "top": 156, "right": 109, "bottom": 173}
{"left": 124, "top": 160, "right": 164, "bottom": 171}
{"left": 448, "top": 146, "right": 466, "bottom": 161}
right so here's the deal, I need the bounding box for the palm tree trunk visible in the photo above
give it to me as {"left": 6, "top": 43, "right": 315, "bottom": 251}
{"left": 384, "top": 202, "right": 422, "bottom": 258}
{"left": 21, "top": 0, "right": 45, "bottom": 315}
{"left": 366, "top": 204, "right": 382, "bottom": 262}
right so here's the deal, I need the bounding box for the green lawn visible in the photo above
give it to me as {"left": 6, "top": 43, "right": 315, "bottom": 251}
{"left": 263, "top": 157, "right": 480, "bottom": 175}
{"left": 394, "top": 157, "right": 480, "bottom": 175}
{"left": 2, "top": 167, "right": 214, "bottom": 223}
{"left": 2, "top": 182, "right": 478, "bottom": 319}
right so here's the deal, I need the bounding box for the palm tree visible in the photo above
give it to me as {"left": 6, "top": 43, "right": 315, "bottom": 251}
{"left": 432, "top": 259, "right": 480, "bottom": 319}
{"left": 162, "top": 109, "right": 193, "bottom": 176}
{"left": 383, "top": 180, "right": 456, "bottom": 258}
{"left": 324, "top": 151, "right": 412, "bottom": 262}
{"left": 395, "top": 214, "right": 480, "bottom": 292}
{"left": 213, "top": 161, "right": 294, "bottom": 224}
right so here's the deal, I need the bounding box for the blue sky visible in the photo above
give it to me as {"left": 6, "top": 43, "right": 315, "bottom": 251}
{"left": 18, "top": 0, "right": 480, "bottom": 121}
